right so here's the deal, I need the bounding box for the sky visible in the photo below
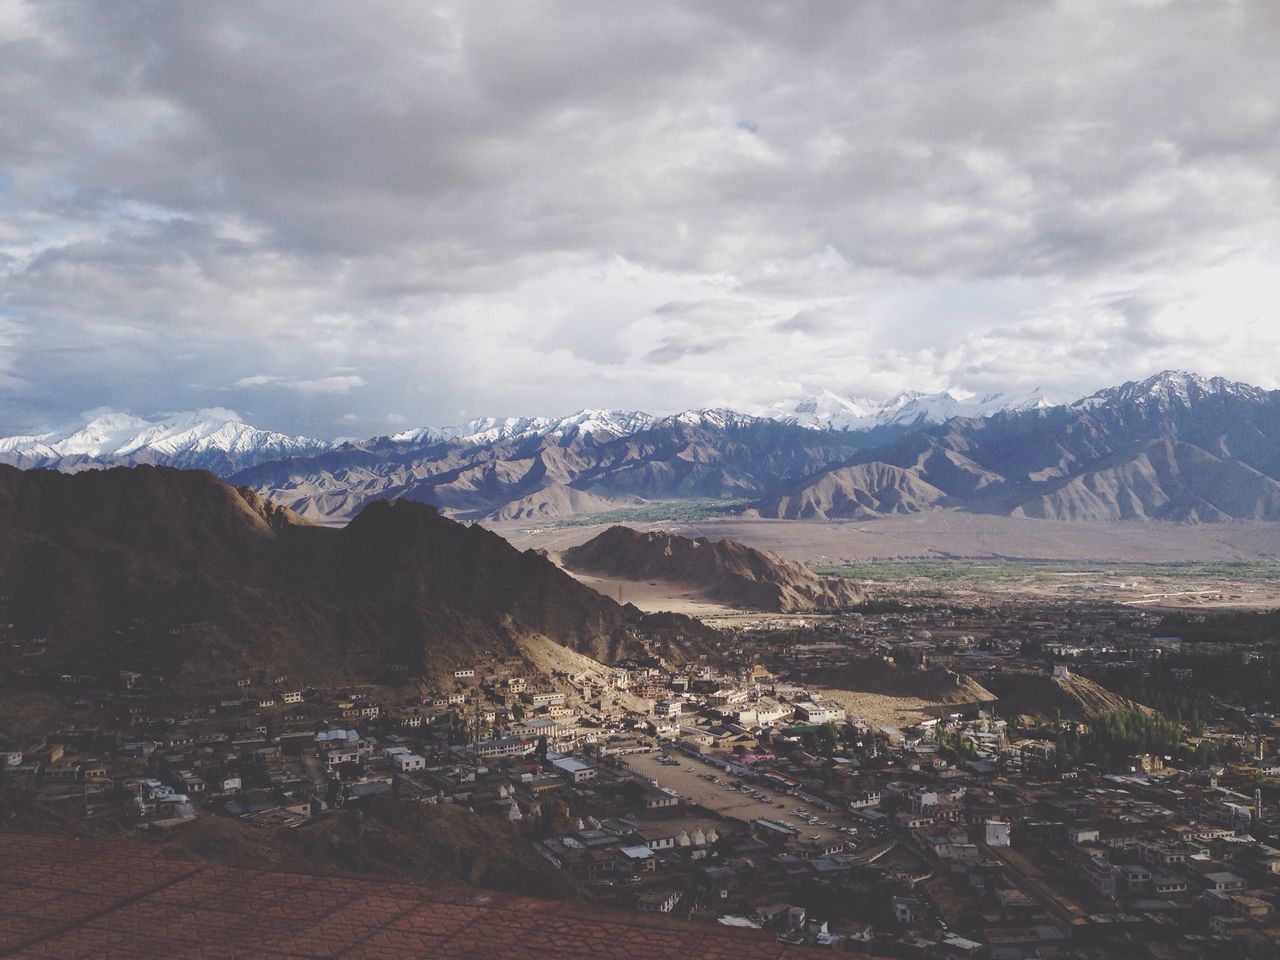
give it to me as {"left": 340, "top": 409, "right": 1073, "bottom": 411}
{"left": 2, "top": 0, "right": 1279, "bottom": 438}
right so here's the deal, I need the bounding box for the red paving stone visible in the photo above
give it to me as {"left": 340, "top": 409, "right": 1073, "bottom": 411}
{"left": 0, "top": 833, "right": 859, "bottom": 959}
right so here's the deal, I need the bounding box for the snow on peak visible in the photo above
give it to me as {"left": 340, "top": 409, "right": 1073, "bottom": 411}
{"left": 0, "top": 409, "right": 330, "bottom": 469}
{"left": 658, "top": 408, "right": 761, "bottom": 431}
{"left": 399, "top": 409, "right": 658, "bottom": 447}
{"left": 752, "top": 390, "right": 878, "bottom": 430}
{"left": 753, "top": 384, "right": 1068, "bottom": 432}
{"left": 1074, "top": 370, "right": 1264, "bottom": 410}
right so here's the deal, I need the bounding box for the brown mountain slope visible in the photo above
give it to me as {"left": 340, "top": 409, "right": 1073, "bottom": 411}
{"left": 0, "top": 466, "right": 717, "bottom": 689}
{"left": 752, "top": 460, "right": 950, "bottom": 520}
{"left": 561, "top": 525, "right": 863, "bottom": 612}
{"left": 753, "top": 373, "right": 1280, "bottom": 524}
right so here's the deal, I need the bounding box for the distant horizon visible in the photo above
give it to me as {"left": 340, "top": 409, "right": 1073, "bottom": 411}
{"left": 0, "top": 367, "right": 1269, "bottom": 442}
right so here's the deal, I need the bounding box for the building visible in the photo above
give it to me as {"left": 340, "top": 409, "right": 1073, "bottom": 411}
{"left": 551, "top": 757, "right": 596, "bottom": 784}
{"left": 793, "top": 702, "right": 842, "bottom": 724}
{"left": 984, "top": 820, "right": 1010, "bottom": 847}
{"left": 393, "top": 753, "right": 426, "bottom": 773}
{"left": 1080, "top": 855, "right": 1120, "bottom": 898}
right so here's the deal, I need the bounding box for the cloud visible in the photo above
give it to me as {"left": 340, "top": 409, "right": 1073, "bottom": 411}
{"left": 0, "top": 1, "right": 1277, "bottom": 434}
{"left": 233, "top": 374, "right": 367, "bottom": 395}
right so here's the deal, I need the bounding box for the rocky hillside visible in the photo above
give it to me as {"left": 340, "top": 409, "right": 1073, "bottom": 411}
{"left": 560, "top": 529, "right": 860, "bottom": 611}
{"left": 561, "top": 526, "right": 863, "bottom": 612}
{"left": 0, "top": 466, "right": 717, "bottom": 688}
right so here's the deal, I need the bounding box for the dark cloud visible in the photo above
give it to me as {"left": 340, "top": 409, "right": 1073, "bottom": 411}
{"left": 1, "top": 0, "right": 1278, "bottom": 434}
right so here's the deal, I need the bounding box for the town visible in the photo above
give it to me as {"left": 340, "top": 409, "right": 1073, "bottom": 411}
{"left": 4, "top": 593, "right": 1279, "bottom": 958}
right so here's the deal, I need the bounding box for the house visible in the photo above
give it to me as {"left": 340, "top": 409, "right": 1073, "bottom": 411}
{"left": 616, "top": 845, "right": 656, "bottom": 874}
{"left": 282, "top": 691, "right": 303, "bottom": 704}
{"left": 393, "top": 753, "right": 426, "bottom": 773}
{"left": 474, "top": 736, "right": 537, "bottom": 760}
{"left": 453, "top": 669, "right": 476, "bottom": 679}
{"left": 634, "top": 825, "right": 676, "bottom": 851}
{"left": 1121, "top": 864, "right": 1152, "bottom": 892}
{"left": 643, "top": 789, "right": 679, "bottom": 810}
{"left": 1203, "top": 871, "right": 1246, "bottom": 893}
{"left": 1152, "top": 873, "right": 1188, "bottom": 896}
{"left": 526, "top": 692, "right": 565, "bottom": 709}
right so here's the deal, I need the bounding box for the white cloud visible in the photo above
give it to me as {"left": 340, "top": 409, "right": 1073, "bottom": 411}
{"left": 234, "top": 374, "right": 367, "bottom": 395}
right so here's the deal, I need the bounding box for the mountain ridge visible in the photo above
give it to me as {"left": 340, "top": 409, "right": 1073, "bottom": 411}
{"left": 561, "top": 525, "right": 864, "bottom": 613}
{"left": 0, "top": 465, "right": 718, "bottom": 688}
{"left": 3, "top": 371, "right": 1277, "bottom": 526}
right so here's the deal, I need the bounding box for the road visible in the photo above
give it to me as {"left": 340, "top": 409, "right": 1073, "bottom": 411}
{"left": 625, "top": 751, "right": 862, "bottom": 849}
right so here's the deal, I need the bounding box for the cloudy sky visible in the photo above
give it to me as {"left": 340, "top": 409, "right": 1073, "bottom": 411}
{"left": 2, "top": 0, "right": 1278, "bottom": 437}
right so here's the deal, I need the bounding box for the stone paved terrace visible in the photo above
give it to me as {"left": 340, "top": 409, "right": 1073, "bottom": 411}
{"left": 0, "top": 833, "right": 860, "bottom": 959}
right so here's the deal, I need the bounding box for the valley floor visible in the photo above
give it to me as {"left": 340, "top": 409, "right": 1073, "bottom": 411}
{"left": 492, "top": 511, "right": 1280, "bottom": 565}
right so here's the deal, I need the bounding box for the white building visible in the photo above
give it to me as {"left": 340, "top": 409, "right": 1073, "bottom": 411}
{"left": 552, "top": 756, "right": 596, "bottom": 784}
{"left": 794, "top": 702, "right": 843, "bottom": 724}
{"left": 984, "top": 820, "right": 1010, "bottom": 847}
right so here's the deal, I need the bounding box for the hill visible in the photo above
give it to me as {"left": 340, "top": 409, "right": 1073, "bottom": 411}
{"left": 805, "top": 658, "right": 996, "bottom": 728}
{"left": 561, "top": 526, "right": 862, "bottom": 612}
{"left": 983, "top": 670, "right": 1150, "bottom": 723}
{"left": 0, "top": 465, "right": 718, "bottom": 689}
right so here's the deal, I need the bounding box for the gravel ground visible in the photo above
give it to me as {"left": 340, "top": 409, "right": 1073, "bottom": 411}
{"left": 624, "top": 751, "right": 858, "bottom": 848}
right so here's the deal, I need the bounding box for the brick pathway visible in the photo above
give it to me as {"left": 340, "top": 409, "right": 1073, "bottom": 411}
{"left": 0, "top": 833, "right": 855, "bottom": 959}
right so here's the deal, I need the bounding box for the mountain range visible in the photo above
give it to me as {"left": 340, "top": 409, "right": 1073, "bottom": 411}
{"left": 0, "top": 465, "right": 717, "bottom": 688}
{"left": 0, "top": 409, "right": 329, "bottom": 474}
{"left": 3, "top": 371, "right": 1278, "bottom": 525}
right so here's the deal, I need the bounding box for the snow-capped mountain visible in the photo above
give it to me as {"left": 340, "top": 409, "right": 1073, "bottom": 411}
{"left": 391, "top": 409, "right": 657, "bottom": 447}
{"left": 0, "top": 409, "right": 331, "bottom": 474}
{"left": 754, "top": 390, "right": 879, "bottom": 431}
{"left": 1072, "top": 370, "right": 1269, "bottom": 411}
{"left": 757, "top": 385, "right": 1063, "bottom": 432}
{"left": 653, "top": 408, "right": 764, "bottom": 432}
